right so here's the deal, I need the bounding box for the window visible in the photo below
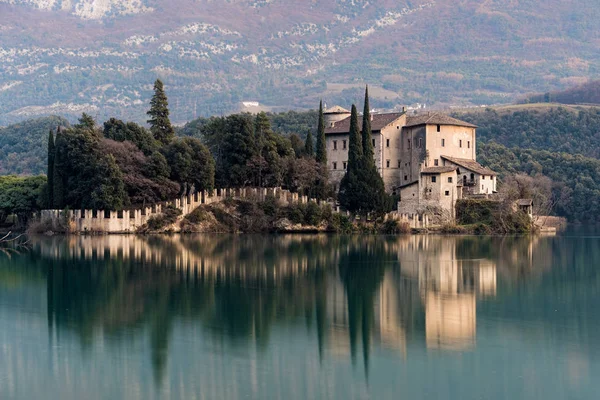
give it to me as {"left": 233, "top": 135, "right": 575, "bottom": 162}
{"left": 445, "top": 191, "right": 450, "bottom": 196}
{"left": 448, "top": 177, "right": 453, "bottom": 183}
{"left": 404, "top": 175, "right": 408, "bottom": 181}
{"left": 333, "top": 140, "right": 337, "bottom": 150}
{"left": 342, "top": 140, "right": 347, "bottom": 149}
{"left": 333, "top": 162, "right": 337, "bottom": 170}
{"left": 386, "top": 160, "right": 390, "bottom": 168}
{"left": 434, "top": 159, "right": 439, "bottom": 166}
{"left": 437, "top": 124, "right": 441, "bottom": 132}
{"left": 482, "top": 175, "right": 485, "bottom": 180}
{"left": 468, "top": 141, "right": 470, "bottom": 148}
{"left": 459, "top": 140, "right": 462, "bottom": 148}
{"left": 372, "top": 138, "right": 376, "bottom": 147}
{"left": 386, "top": 138, "right": 390, "bottom": 148}
{"left": 431, "top": 176, "right": 437, "bottom": 183}
{"left": 418, "top": 138, "right": 423, "bottom": 148}
{"left": 407, "top": 139, "right": 411, "bottom": 149}
{"left": 442, "top": 138, "right": 445, "bottom": 147}
{"left": 343, "top": 162, "right": 347, "bottom": 170}
{"left": 398, "top": 160, "right": 401, "bottom": 168}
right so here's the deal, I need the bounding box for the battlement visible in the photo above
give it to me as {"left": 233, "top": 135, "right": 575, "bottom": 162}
{"left": 41, "top": 187, "right": 325, "bottom": 234}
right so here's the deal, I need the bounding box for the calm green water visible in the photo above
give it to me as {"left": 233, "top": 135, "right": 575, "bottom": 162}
{"left": 1, "top": 233, "right": 599, "bottom": 399}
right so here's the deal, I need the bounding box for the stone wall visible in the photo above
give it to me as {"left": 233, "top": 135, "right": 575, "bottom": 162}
{"left": 41, "top": 187, "right": 324, "bottom": 234}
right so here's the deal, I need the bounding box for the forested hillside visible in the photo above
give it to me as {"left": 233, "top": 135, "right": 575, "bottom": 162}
{"left": 479, "top": 143, "right": 600, "bottom": 223}
{"left": 455, "top": 107, "right": 600, "bottom": 158}
{"left": 523, "top": 80, "right": 600, "bottom": 105}
{"left": 0, "top": 116, "right": 70, "bottom": 175}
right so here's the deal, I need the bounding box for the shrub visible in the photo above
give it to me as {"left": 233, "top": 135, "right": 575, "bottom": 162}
{"left": 380, "top": 219, "right": 411, "bottom": 234}
{"left": 304, "top": 202, "right": 322, "bottom": 226}
{"left": 328, "top": 214, "right": 354, "bottom": 233}
{"left": 142, "top": 205, "right": 182, "bottom": 232}
{"left": 261, "top": 195, "right": 279, "bottom": 217}
{"left": 288, "top": 204, "right": 305, "bottom": 224}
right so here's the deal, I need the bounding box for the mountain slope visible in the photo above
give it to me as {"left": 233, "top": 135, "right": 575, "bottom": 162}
{"left": 0, "top": 0, "right": 598, "bottom": 125}
{"left": 0, "top": 116, "right": 70, "bottom": 175}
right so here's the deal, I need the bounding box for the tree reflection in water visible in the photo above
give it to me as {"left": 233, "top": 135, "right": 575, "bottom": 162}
{"left": 3, "top": 232, "right": 597, "bottom": 390}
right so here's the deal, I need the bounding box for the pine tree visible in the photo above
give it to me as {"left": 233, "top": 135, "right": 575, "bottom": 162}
{"left": 315, "top": 100, "right": 327, "bottom": 164}
{"left": 304, "top": 129, "right": 314, "bottom": 157}
{"left": 361, "top": 86, "right": 375, "bottom": 166}
{"left": 47, "top": 130, "right": 55, "bottom": 208}
{"left": 147, "top": 79, "right": 175, "bottom": 146}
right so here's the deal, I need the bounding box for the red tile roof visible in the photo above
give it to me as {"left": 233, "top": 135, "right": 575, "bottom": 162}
{"left": 325, "top": 112, "right": 405, "bottom": 135}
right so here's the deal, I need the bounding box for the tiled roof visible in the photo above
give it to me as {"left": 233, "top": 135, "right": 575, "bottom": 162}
{"left": 325, "top": 112, "right": 405, "bottom": 135}
{"left": 421, "top": 166, "right": 458, "bottom": 174}
{"left": 405, "top": 112, "right": 477, "bottom": 128}
{"left": 324, "top": 105, "right": 350, "bottom": 114}
{"left": 442, "top": 156, "right": 497, "bottom": 176}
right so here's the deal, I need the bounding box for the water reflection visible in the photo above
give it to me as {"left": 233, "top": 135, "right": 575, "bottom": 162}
{"left": 1, "top": 233, "right": 599, "bottom": 399}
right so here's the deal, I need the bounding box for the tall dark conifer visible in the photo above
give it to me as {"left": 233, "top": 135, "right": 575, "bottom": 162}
{"left": 338, "top": 105, "right": 363, "bottom": 211}
{"left": 52, "top": 129, "right": 65, "bottom": 209}
{"left": 361, "top": 86, "right": 375, "bottom": 166}
{"left": 347, "top": 105, "right": 363, "bottom": 172}
{"left": 147, "top": 79, "right": 175, "bottom": 145}
{"left": 315, "top": 100, "right": 327, "bottom": 164}
{"left": 304, "top": 129, "right": 314, "bottom": 157}
{"left": 47, "top": 130, "right": 55, "bottom": 208}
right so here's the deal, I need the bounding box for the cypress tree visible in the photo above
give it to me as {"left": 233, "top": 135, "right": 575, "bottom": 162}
{"left": 147, "top": 79, "right": 175, "bottom": 146}
{"left": 315, "top": 100, "right": 327, "bottom": 164}
{"left": 346, "top": 104, "right": 363, "bottom": 172}
{"left": 338, "top": 105, "right": 364, "bottom": 211}
{"left": 304, "top": 129, "right": 314, "bottom": 157}
{"left": 52, "top": 130, "right": 66, "bottom": 209}
{"left": 360, "top": 86, "right": 389, "bottom": 215}
{"left": 361, "top": 85, "right": 375, "bottom": 166}
{"left": 47, "top": 130, "right": 55, "bottom": 208}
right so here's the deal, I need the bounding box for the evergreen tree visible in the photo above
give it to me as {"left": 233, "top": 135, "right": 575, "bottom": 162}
{"left": 147, "top": 79, "right": 175, "bottom": 146}
{"left": 304, "top": 129, "right": 314, "bottom": 157}
{"left": 338, "top": 105, "right": 364, "bottom": 211}
{"left": 361, "top": 86, "right": 375, "bottom": 166}
{"left": 315, "top": 100, "right": 327, "bottom": 164}
{"left": 347, "top": 105, "right": 363, "bottom": 173}
{"left": 77, "top": 113, "right": 96, "bottom": 130}
{"left": 360, "top": 85, "right": 388, "bottom": 214}
{"left": 52, "top": 130, "right": 66, "bottom": 209}
{"left": 47, "top": 130, "right": 55, "bottom": 208}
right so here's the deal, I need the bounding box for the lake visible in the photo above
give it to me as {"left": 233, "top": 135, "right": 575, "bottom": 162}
{"left": 1, "top": 233, "right": 599, "bottom": 399}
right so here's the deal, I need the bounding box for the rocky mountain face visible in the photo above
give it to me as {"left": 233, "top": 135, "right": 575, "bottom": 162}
{"left": 0, "top": 0, "right": 598, "bottom": 125}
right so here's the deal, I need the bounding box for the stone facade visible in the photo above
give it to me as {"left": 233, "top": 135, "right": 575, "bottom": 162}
{"left": 324, "top": 108, "right": 497, "bottom": 220}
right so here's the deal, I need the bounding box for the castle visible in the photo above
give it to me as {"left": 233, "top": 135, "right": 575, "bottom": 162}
{"left": 324, "top": 107, "right": 497, "bottom": 218}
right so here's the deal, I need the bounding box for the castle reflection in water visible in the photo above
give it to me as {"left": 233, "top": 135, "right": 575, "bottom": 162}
{"left": 34, "top": 233, "right": 549, "bottom": 374}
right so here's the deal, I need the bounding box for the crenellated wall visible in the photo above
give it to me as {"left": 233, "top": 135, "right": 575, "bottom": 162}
{"left": 41, "top": 187, "right": 326, "bottom": 234}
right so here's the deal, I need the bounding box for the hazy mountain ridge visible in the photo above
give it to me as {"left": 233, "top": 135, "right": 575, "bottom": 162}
{"left": 0, "top": 0, "right": 152, "bottom": 19}
{"left": 0, "top": 0, "right": 598, "bottom": 125}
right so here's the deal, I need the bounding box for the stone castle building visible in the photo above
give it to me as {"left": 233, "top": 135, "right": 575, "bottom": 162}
{"left": 324, "top": 107, "right": 497, "bottom": 218}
